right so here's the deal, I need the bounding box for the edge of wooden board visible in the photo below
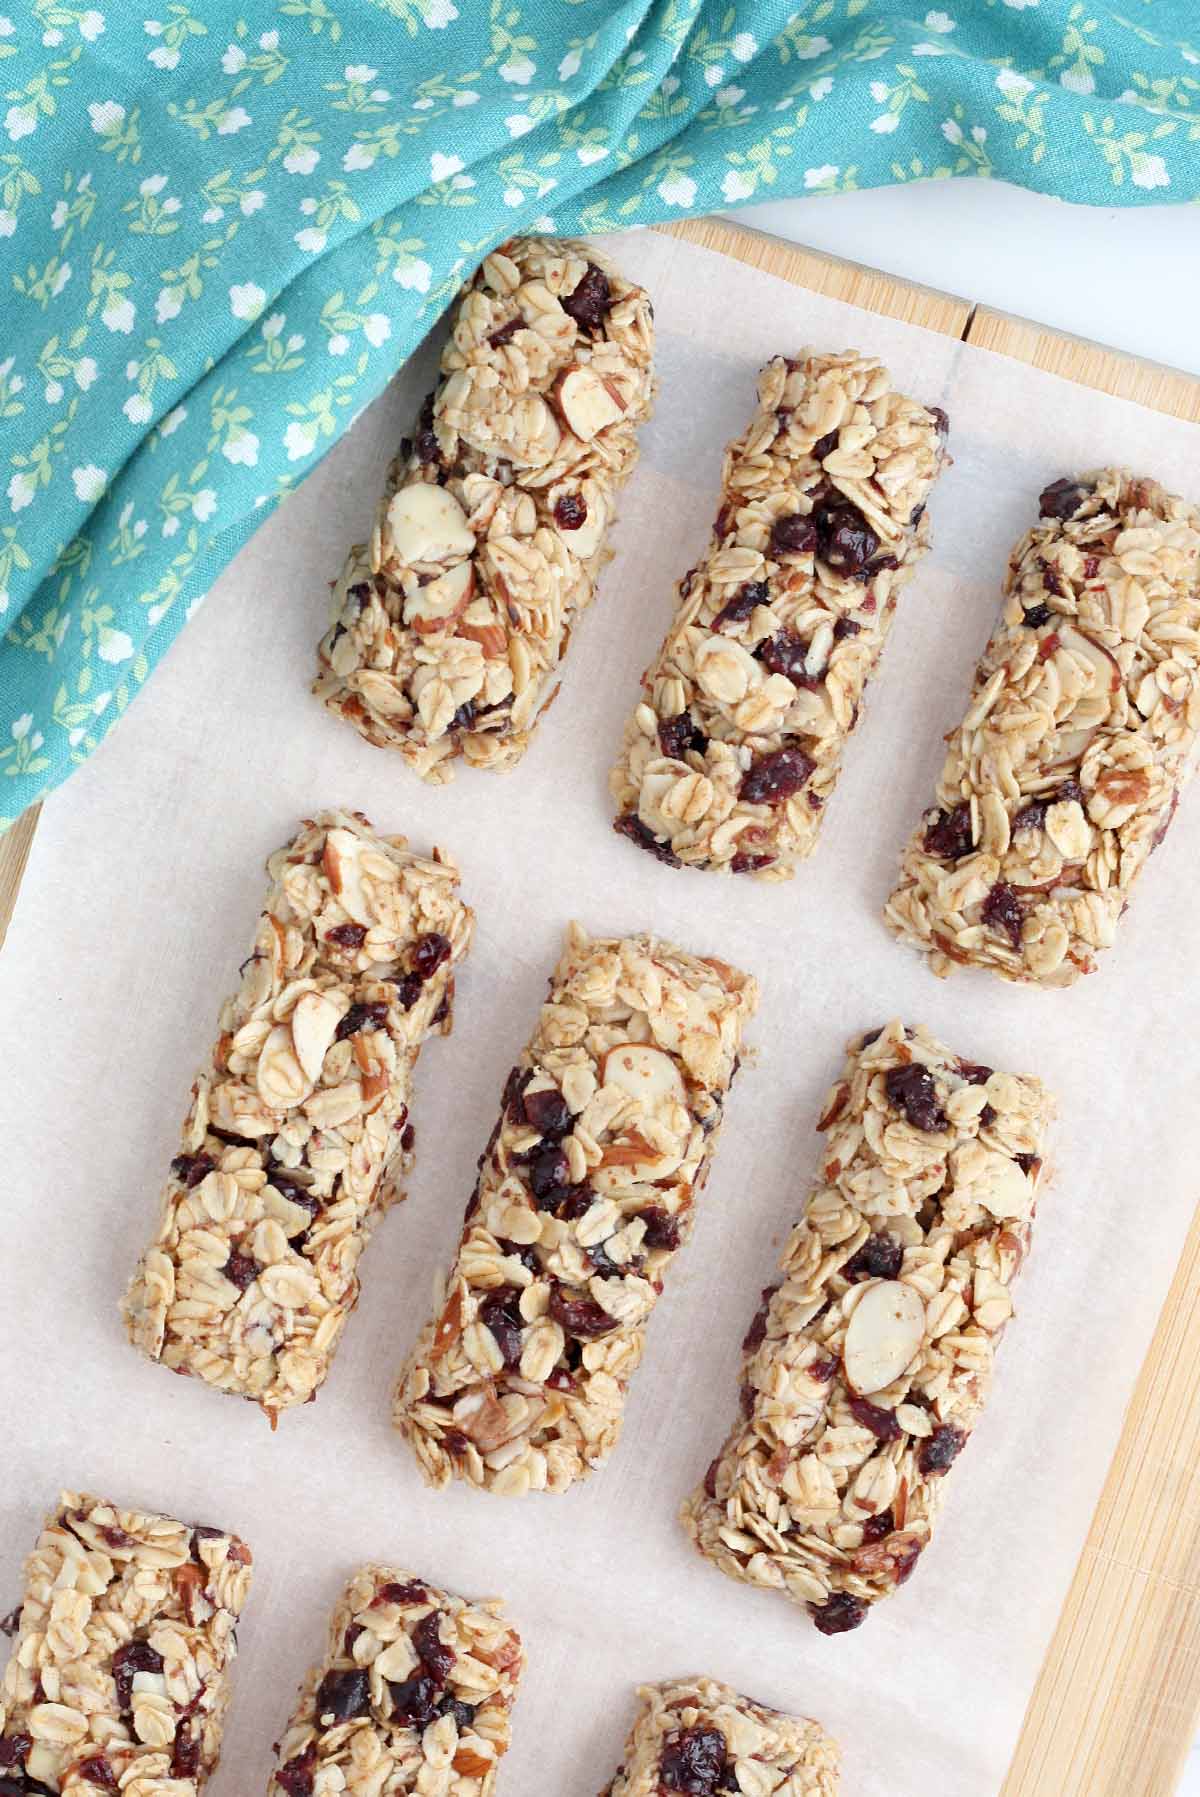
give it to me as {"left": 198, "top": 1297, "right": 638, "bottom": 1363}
{"left": 4, "top": 214, "right": 1200, "bottom": 1797}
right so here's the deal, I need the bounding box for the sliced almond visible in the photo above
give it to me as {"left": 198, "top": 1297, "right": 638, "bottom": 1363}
{"left": 256, "top": 1023, "right": 313, "bottom": 1112}
{"left": 322, "top": 827, "right": 372, "bottom": 926}
{"left": 291, "top": 990, "right": 343, "bottom": 1084}
{"left": 552, "top": 364, "right": 624, "bottom": 441}
{"left": 1058, "top": 624, "right": 1121, "bottom": 729}
{"left": 385, "top": 481, "right": 475, "bottom": 566}
{"left": 978, "top": 1153, "right": 1032, "bottom": 1220}
{"left": 403, "top": 560, "right": 474, "bottom": 634}
{"left": 842, "top": 1280, "right": 926, "bottom": 1397}
{"left": 600, "top": 1043, "right": 685, "bottom": 1111}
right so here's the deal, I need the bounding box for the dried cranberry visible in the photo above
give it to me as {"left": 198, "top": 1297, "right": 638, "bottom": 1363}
{"left": 755, "top": 630, "right": 818, "bottom": 687}
{"left": 415, "top": 428, "right": 440, "bottom": 465}
{"left": 1022, "top": 602, "right": 1053, "bottom": 628}
{"left": 843, "top": 1232, "right": 904, "bottom": 1281}
{"left": 885, "top": 1063, "right": 948, "bottom": 1133}
{"left": 658, "top": 711, "right": 708, "bottom": 761}
{"left": 557, "top": 1186, "right": 593, "bottom": 1221}
{"left": 703, "top": 1458, "right": 720, "bottom": 1499}
{"left": 393, "top": 972, "right": 424, "bottom": 1010}
{"left": 0, "top": 1738, "right": 30, "bottom": 1772}
{"left": 440, "top": 1696, "right": 477, "bottom": 1728}
{"left": 388, "top": 1672, "right": 440, "bottom": 1726}
{"left": 922, "top": 802, "right": 973, "bottom": 860}
{"left": 730, "top": 852, "right": 774, "bottom": 874}
{"left": 275, "top": 1746, "right": 317, "bottom": 1797}
{"left": 812, "top": 430, "right": 838, "bottom": 459}
{"left": 488, "top": 316, "right": 521, "bottom": 349}
{"left": 847, "top": 1394, "right": 902, "bottom": 1441}
{"left": 958, "top": 1062, "right": 992, "bottom": 1085}
{"left": 1057, "top": 778, "right": 1085, "bottom": 806}
{"left": 170, "top": 1723, "right": 202, "bottom": 1778}
{"left": 502, "top": 1066, "right": 532, "bottom": 1121}
{"left": 981, "top": 880, "right": 1024, "bottom": 949}
{"left": 740, "top": 745, "right": 814, "bottom": 806}
{"left": 479, "top": 1288, "right": 524, "bottom": 1368}
{"left": 344, "top": 1624, "right": 364, "bottom": 1657}
{"left": 450, "top": 699, "right": 476, "bottom": 732}
{"left": 0, "top": 1607, "right": 21, "bottom": 1637}
{"left": 809, "top": 1593, "right": 868, "bottom": 1635}
{"left": 713, "top": 578, "right": 768, "bottom": 629}
{"left": 497, "top": 1238, "right": 540, "bottom": 1274}
{"left": 413, "top": 1610, "right": 455, "bottom": 1685}
{"left": 587, "top": 1239, "right": 626, "bottom": 1279}
{"left": 561, "top": 262, "right": 612, "bottom": 332}
{"left": 815, "top": 502, "right": 878, "bottom": 575}
{"left": 1039, "top": 559, "right": 1066, "bottom": 598}
{"left": 979, "top": 1103, "right": 997, "bottom": 1127}
{"left": 412, "top": 932, "right": 451, "bottom": 979}
{"left": 112, "top": 1639, "right": 164, "bottom": 1711}
{"left": 223, "top": 1251, "right": 260, "bottom": 1292}
{"left": 614, "top": 812, "right": 681, "bottom": 867}
{"left": 1015, "top": 1152, "right": 1039, "bottom": 1176}
{"left": 326, "top": 922, "right": 366, "bottom": 951}
{"left": 810, "top": 1353, "right": 839, "bottom": 1382}
{"left": 768, "top": 513, "right": 817, "bottom": 557}
{"left": 376, "top": 1580, "right": 429, "bottom": 1606}
{"left": 335, "top": 1000, "right": 389, "bottom": 1041}
{"left": 315, "top": 1668, "right": 371, "bottom": 1724}
{"left": 861, "top": 1508, "right": 895, "bottom": 1544}
{"left": 832, "top": 616, "right": 861, "bottom": 641}
{"left": 401, "top": 1123, "right": 416, "bottom": 1152}
{"left": 919, "top": 1424, "right": 966, "bottom": 1476}
{"left": 554, "top": 492, "right": 587, "bottom": 530}
{"left": 76, "top": 1762, "right": 117, "bottom": 1793}
{"left": 171, "top": 1152, "right": 215, "bottom": 1188}
{"left": 523, "top": 1087, "right": 572, "bottom": 1138}
{"left": 741, "top": 1284, "right": 779, "bottom": 1353}
{"left": 637, "top": 1206, "right": 681, "bottom": 1251}
{"left": 1013, "top": 798, "right": 1048, "bottom": 832}
{"left": 527, "top": 1145, "right": 570, "bottom": 1207}
{"left": 1039, "top": 478, "right": 1091, "bottom": 521}
{"left": 548, "top": 1283, "right": 618, "bottom": 1339}
{"left": 659, "top": 1724, "right": 729, "bottom": 1793}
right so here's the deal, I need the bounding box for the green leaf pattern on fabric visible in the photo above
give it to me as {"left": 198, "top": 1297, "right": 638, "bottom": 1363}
{"left": 2, "top": 0, "right": 1199, "bottom": 830}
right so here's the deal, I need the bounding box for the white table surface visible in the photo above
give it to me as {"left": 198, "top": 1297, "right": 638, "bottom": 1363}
{"left": 724, "top": 177, "right": 1200, "bottom": 1797}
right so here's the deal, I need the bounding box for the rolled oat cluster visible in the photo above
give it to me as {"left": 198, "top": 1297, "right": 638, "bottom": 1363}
{"left": 315, "top": 236, "right": 655, "bottom": 781}
{"left": 394, "top": 922, "right": 758, "bottom": 1494}
{"left": 611, "top": 350, "right": 948, "bottom": 877}
{"left": 681, "top": 1020, "right": 1054, "bottom": 1633}
{"left": 0, "top": 1491, "right": 252, "bottom": 1793}
{"left": 122, "top": 808, "right": 473, "bottom": 1419}
{"left": 268, "top": 1567, "right": 523, "bottom": 1797}
{"left": 599, "top": 1677, "right": 840, "bottom": 1797}
{"left": 886, "top": 468, "right": 1200, "bottom": 985}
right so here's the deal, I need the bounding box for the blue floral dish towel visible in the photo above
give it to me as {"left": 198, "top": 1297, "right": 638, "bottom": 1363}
{"left": 2, "top": 0, "right": 1198, "bottom": 826}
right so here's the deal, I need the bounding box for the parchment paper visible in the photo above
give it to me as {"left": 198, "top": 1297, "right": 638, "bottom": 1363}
{"left": 3, "top": 226, "right": 1200, "bottom": 1797}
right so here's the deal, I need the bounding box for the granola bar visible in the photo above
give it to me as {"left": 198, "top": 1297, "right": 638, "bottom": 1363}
{"left": 121, "top": 808, "right": 473, "bottom": 1419}
{"left": 885, "top": 469, "right": 1200, "bottom": 985}
{"left": 680, "top": 1019, "right": 1054, "bottom": 1634}
{"left": 0, "top": 1490, "right": 251, "bottom": 1792}
{"left": 267, "top": 1566, "right": 523, "bottom": 1797}
{"left": 610, "top": 351, "right": 948, "bottom": 877}
{"left": 394, "top": 923, "right": 758, "bottom": 1495}
{"left": 599, "top": 1677, "right": 839, "bottom": 1797}
{"left": 314, "top": 236, "right": 655, "bottom": 781}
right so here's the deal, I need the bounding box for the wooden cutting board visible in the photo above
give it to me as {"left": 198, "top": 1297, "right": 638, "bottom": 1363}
{"left": 3, "top": 213, "right": 1199, "bottom": 1797}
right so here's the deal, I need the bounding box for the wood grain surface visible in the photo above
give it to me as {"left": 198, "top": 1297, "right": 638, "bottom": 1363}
{"left": 3, "top": 214, "right": 1199, "bottom": 1796}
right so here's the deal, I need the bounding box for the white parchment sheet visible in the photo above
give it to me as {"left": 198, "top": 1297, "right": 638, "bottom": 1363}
{"left": 3, "top": 226, "right": 1200, "bottom": 1797}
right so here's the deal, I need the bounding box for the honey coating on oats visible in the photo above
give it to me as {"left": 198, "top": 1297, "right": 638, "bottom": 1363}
{"left": 886, "top": 468, "right": 1200, "bottom": 985}
{"left": 681, "top": 1020, "right": 1054, "bottom": 1633}
{"left": 599, "top": 1676, "right": 840, "bottom": 1797}
{"left": 121, "top": 808, "right": 473, "bottom": 1419}
{"left": 268, "top": 1567, "right": 522, "bottom": 1797}
{"left": 314, "top": 236, "right": 655, "bottom": 781}
{"left": 610, "top": 350, "right": 949, "bottom": 877}
{"left": 0, "top": 1491, "right": 252, "bottom": 1792}
{"left": 394, "top": 923, "right": 757, "bottom": 1495}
